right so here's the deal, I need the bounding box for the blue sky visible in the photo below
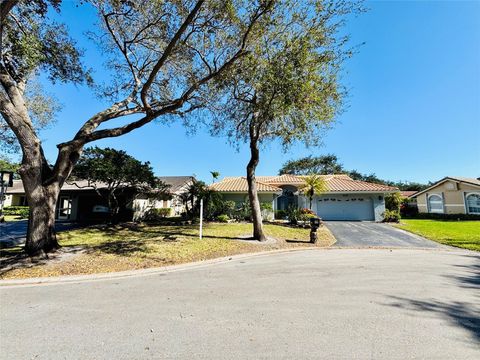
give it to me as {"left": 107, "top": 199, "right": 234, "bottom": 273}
{"left": 27, "top": 1, "right": 480, "bottom": 183}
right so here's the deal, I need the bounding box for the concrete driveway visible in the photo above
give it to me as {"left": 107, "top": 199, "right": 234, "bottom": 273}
{"left": 1, "top": 249, "right": 479, "bottom": 359}
{"left": 326, "top": 221, "right": 443, "bottom": 248}
{"left": 0, "top": 220, "right": 80, "bottom": 248}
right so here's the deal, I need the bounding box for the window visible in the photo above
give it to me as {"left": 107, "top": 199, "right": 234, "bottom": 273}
{"left": 466, "top": 193, "right": 480, "bottom": 214}
{"left": 428, "top": 194, "right": 443, "bottom": 213}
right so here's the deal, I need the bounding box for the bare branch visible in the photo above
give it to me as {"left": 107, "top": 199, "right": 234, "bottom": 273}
{"left": 140, "top": 0, "right": 205, "bottom": 112}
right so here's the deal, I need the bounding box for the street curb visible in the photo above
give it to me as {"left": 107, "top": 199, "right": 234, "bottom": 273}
{"left": 0, "top": 247, "right": 328, "bottom": 288}
{"left": 0, "top": 246, "right": 464, "bottom": 288}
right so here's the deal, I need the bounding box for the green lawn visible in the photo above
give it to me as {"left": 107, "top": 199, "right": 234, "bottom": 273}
{"left": 1, "top": 222, "right": 335, "bottom": 279}
{"left": 394, "top": 219, "right": 480, "bottom": 251}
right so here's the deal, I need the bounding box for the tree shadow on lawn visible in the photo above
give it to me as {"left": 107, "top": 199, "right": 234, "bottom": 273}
{"left": 385, "top": 254, "right": 480, "bottom": 342}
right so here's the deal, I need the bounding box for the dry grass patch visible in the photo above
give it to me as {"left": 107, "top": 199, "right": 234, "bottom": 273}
{"left": 0, "top": 222, "right": 335, "bottom": 279}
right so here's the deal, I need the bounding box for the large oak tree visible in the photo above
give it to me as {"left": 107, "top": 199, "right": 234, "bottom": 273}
{"left": 0, "top": 0, "right": 275, "bottom": 256}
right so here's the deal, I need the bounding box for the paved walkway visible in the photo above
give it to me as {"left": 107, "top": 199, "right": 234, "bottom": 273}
{"left": 1, "top": 249, "right": 478, "bottom": 359}
{"left": 326, "top": 221, "right": 443, "bottom": 248}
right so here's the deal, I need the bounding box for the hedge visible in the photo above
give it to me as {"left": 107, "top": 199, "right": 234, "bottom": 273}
{"left": 2, "top": 206, "right": 29, "bottom": 218}
{"left": 405, "top": 213, "right": 480, "bottom": 221}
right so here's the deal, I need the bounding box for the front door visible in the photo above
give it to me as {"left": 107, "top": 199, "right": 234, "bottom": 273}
{"left": 57, "top": 196, "right": 72, "bottom": 220}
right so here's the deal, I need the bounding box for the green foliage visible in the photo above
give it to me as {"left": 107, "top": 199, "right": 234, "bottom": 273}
{"left": 72, "top": 147, "right": 159, "bottom": 222}
{"left": 2, "top": 206, "right": 29, "bottom": 218}
{"left": 1, "top": 1, "right": 91, "bottom": 85}
{"left": 216, "top": 214, "right": 230, "bottom": 223}
{"left": 382, "top": 209, "right": 401, "bottom": 223}
{"left": 142, "top": 208, "right": 172, "bottom": 222}
{"left": 275, "top": 210, "right": 287, "bottom": 220}
{"left": 260, "top": 202, "right": 273, "bottom": 212}
{"left": 303, "top": 175, "right": 328, "bottom": 209}
{"left": 72, "top": 147, "right": 157, "bottom": 188}
{"left": 0, "top": 157, "right": 20, "bottom": 176}
{"left": 286, "top": 205, "right": 302, "bottom": 224}
{"left": 279, "top": 154, "right": 344, "bottom": 175}
{"left": 279, "top": 154, "right": 429, "bottom": 191}
{"left": 210, "top": 171, "right": 220, "bottom": 182}
{"left": 407, "top": 213, "right": 480, "bottom": 221}
{"left": 385, "top": 192, "right": 403, "bottom": 212}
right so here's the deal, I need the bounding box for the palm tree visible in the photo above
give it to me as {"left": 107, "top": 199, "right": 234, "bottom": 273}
{"left": 210, "top": 171, "right": 220, "bottom": 183}
{"left": 303, "top": 175, "right": 328, "bottom": 210}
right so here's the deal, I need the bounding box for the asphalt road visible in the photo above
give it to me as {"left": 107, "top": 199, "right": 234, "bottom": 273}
{"left": 326, "top": 221, "right": 443, "bottom": 248}
{"left": 1, "top": 248, "right": 479, "bottom": 359}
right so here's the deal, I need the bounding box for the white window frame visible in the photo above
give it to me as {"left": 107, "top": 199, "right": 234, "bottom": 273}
{"left": 465, "top": 192, "right": 480, "bottom": 215}
{"left": 427, "top": 194, "right": 444, "bottom": 214}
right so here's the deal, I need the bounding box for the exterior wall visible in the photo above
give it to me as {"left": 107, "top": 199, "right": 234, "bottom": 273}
{"left": 4, "top": 194, "right": 26, "bottom": 206}
{"left": 373, "top": 195, "right": 386, "bottom": 222}
{"left": 416, "top": 180, "right": 480, "bottom": 214}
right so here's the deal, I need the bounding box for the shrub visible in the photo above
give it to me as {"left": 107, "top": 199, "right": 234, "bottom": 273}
{"left": 286, "top": 205, "right": 301, "bottom": 224}
{"left": 383, "top": 209, "right": 401, "bottom": 223}
{"left": 142, "top": 208, "right": 171, "bottom": 222}
{"left": 2, "top": 206, "right": 29, "bottom": 218}
{"left": 232, "top": 201, "right": 251, "bottom": 222}
{"left": 300, "top": 208, "right": 315, "bottom": 215}
{"left": 275, "top": 210, "right": 287, "bottom": 220}
{"left": 406, "top": 212, "right": 480, "bottom": 221}
{"left": 260, "top": 202, "right": 273, "bottom": 212}
{"left": 400, "top": 202, "right": 418, "bottom": 217}
{"left": 216, "top": 214, "right": 229, "bottom": 223}
{"left": 385, "top": 192, "right": 403, "bottom": 212}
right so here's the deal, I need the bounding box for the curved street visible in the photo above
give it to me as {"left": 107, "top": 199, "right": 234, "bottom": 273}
{"left": 1, "top": 248, "right": 479, "bottom": 359}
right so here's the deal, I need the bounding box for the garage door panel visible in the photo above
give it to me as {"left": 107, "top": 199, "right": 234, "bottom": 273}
{"left": 316, "top": 196, "right": 374, "bottom": 221}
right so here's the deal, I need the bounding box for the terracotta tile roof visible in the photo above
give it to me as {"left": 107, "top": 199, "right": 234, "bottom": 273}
{"left": 211, "top": 175, "right": 398, "bottom": 193}
{"left": 210, "top": 177, "right": 281, "bottom": 192}
{"left": 400, "top": 191, "right": 418, "bottom": 198}
{"left": 324, "top": 176, "right": 398, "bottom": 192}
{"left": 257, "top": 174, "right": 307, "bottom": 185}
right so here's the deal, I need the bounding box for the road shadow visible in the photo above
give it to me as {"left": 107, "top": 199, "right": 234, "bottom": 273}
{"left": 384, "top": 254, "right": 480, "bottom": 342}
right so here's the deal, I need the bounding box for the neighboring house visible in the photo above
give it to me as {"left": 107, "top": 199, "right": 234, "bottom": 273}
{"left": 412, "top": 176, "right": 480, "bottom": 215}
{"left": 134, "top": 176, "right": 194, "bottom": 218}
{"left": 4, "top": 176, "right": 194, "bottom": 221}
{"left": 210, "top": 174, "right": 398, "bottom": 221}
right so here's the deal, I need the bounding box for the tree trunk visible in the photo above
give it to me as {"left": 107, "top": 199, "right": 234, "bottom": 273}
{"left": 24, "top": 182, "right": 61, "bottom": 256}
{"left": 246, "top": 135, "right": 267, "bottom": 242}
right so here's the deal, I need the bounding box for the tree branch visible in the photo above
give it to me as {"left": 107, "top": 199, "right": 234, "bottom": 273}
{"left": 140, "top": 0, "right": 205, "bottom": 113}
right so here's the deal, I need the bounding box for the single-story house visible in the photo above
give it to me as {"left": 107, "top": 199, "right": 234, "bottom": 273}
{"left": 411, "top": 176, "right": 480, "bottom": 215}
{"left": 210, "top": 174, "right": 398, "bottom": 221}
{"left": 4, "top": 176, "right": 194, "bottom": 221}
{"left": 133, "top": 176, "right": 194, "bottom": 218}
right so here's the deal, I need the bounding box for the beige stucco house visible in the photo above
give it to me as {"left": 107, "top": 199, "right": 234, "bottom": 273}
{"left": 413, "top": 177, "right": 480, "bottom": 215}
{"left": 211, "top": 174, "right": 398, "bottom": 222}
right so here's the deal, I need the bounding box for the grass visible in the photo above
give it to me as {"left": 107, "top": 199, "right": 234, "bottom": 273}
{"left": 0, "top": 222, "right": 335, "bottom": 279}
{"left": 394, "top": 219, "right": 480, "bottom": 251}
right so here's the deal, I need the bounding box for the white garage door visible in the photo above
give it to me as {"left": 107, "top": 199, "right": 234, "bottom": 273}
{"left": 316, "top": 196, "right": 374, "bottom": 221}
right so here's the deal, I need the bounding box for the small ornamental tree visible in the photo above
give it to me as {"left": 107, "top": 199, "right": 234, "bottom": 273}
{"left": 71, "top": 147, "right": 162, "bottom": 222}
{"left": 303, "top": 175, "right": 328, "bottom": 210}
{"left": 209, "top": 0, "right": 362, "bottom": 241}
